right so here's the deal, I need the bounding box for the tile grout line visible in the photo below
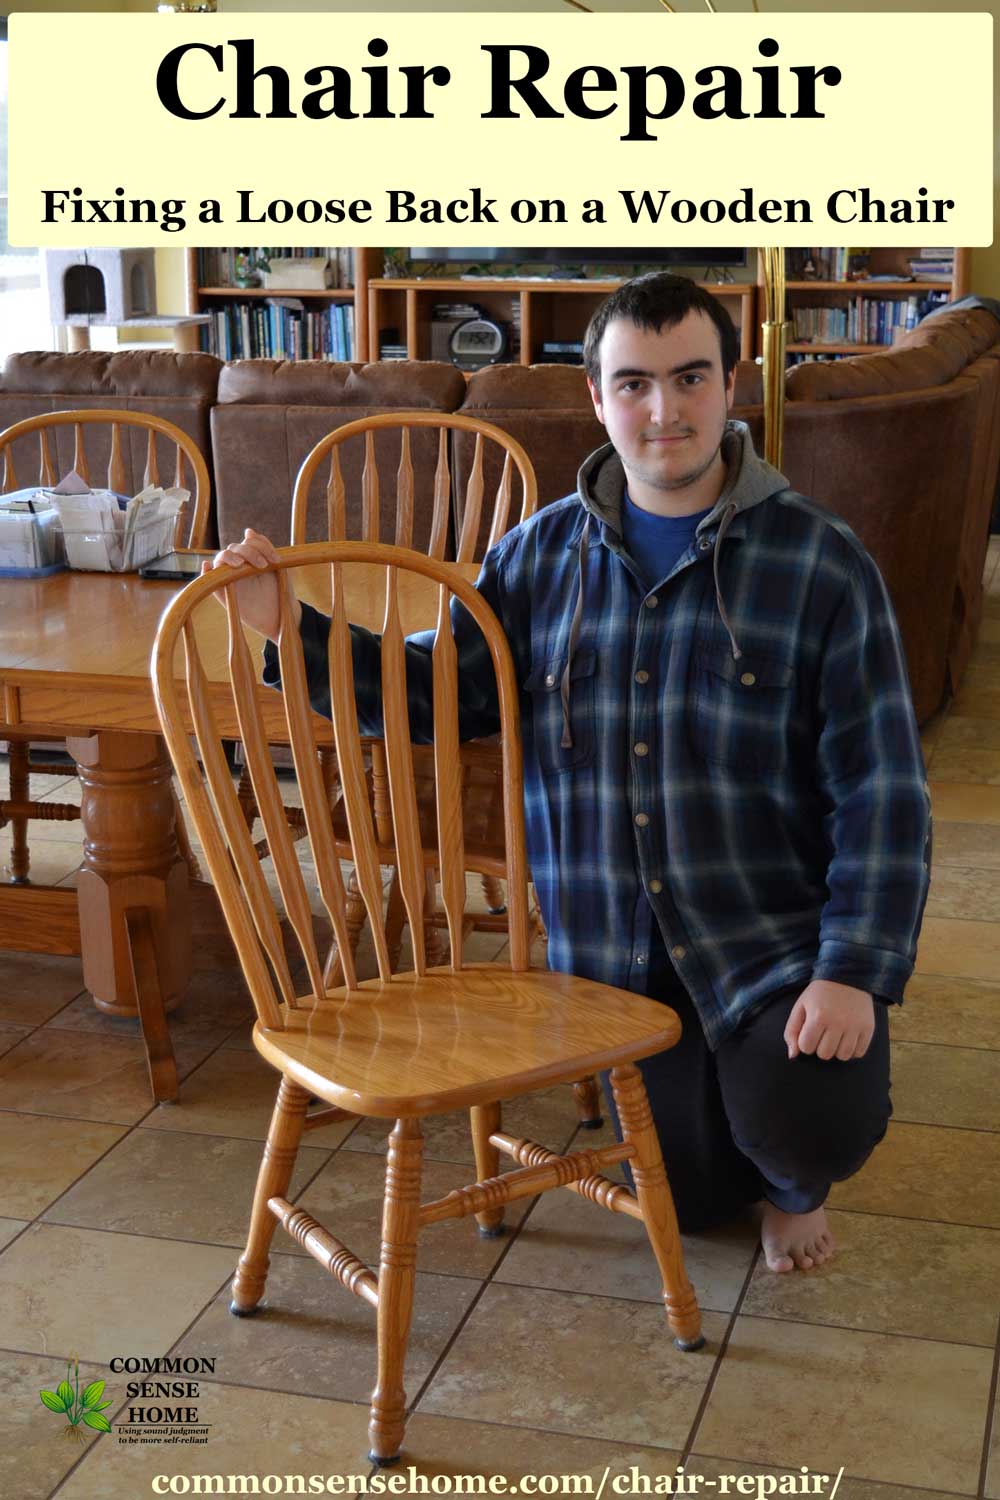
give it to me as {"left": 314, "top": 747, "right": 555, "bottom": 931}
{"left": 976, "top": 1307, "right": 1000, "bottom": 1498}
{"left": 679, "top": 1239, "right": 764, "bottom": 1467}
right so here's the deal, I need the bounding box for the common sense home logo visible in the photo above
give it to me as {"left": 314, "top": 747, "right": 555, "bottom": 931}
{"left": 39, "top": 1356, "right": 112, "bottom": 1441}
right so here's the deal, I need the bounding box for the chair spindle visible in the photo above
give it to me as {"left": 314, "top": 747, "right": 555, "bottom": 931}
{"left": 394, "top": 429, "right": 414, "bottom": 549}
{"left": 362, "top": 431, "right": 379, "bottom": 542}
{"left": 380, "top": 566, "right": 427, "bottom": 975}
{"left": 427, "top": 429, "right": 451, "bottom": 561}
{"left": 457, "top": 434, "right": 485, "bottom": 563}
{"left": 432, "top": 583, "right": 466, "bottom": 969}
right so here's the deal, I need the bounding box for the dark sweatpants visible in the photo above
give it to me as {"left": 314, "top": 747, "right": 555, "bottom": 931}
{"left": 601, "top": 965, "right": 892, "bottom": 1234}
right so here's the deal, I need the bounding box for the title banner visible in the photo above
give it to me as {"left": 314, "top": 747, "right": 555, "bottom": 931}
{"left": 8, "top": 12, "right": 994, "bottom": 247}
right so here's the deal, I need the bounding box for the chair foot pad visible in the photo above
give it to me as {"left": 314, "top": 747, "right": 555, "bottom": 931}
{"left": 229, "top": 1301, "right": 263, "bottom": 1318}
{"left": 674, "top": 1334, "right": 706, "bottom": 1353}
{"left": 369, "top": 1452, "right": 401, "bottom": 1468}
{"left": 477, "top": 1223, "right": 507, "bottom": 1240}
{"left": 486, "top": 905, "right": 507, "bottom": 916}
{"left": 578, "top": 1116, "right": 603, "bottom": 1130}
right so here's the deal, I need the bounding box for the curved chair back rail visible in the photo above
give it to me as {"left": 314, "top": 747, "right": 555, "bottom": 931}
{"left": 289, "top": 411, "right": 537, "bottom": 561}
{"left": 0, "top": 407, "right": 211, "bottom": 549}
{"left": 152, "top": 541, "right": 531, "bottom": 1022}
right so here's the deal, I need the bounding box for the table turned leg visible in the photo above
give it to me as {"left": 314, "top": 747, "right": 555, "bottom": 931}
{"left": 67, "top": 732, "right": 190, "bottom": 1025}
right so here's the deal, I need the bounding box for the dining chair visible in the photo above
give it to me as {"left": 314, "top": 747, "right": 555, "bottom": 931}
{"left": 152, "top": 540, "right": 704, "bottom": 1467}
{"left": 0, "top": 408, "right": 211, "bottom": 885}
{"left": 287, "top": 411, "right": 601, "bottom": 1127}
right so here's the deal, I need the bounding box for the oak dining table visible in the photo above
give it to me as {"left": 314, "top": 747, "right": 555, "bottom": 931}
{"left": 0, "top": 558, "right": 481, "bottom": 1095}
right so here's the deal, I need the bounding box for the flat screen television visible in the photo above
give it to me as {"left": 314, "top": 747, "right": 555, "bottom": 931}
{"left": 408, "top": 247, "right": 748, "bottom": 267}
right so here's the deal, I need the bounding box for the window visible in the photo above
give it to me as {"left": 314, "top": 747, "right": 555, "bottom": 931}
{"left": 0, "top": 20, "right": 53, "bottom": 364}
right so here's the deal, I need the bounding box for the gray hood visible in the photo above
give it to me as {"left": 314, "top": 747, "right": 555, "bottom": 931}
{"left": 575, "top": 420, "right": 788, "bottom": 537}
{"left": 558, "top": 423, "right": 788, "bottom": 750}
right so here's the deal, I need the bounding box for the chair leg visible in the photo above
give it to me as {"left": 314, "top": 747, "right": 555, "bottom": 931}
{"left": 125, "top": 907, "right": 179, "bottom": 1105}
{"left": 368, "top": 1117, "right": 423, "bottom": 1466}
{"left": 470, "top": 1101, "right": 505, "bottom": 1237}
{"left": 235, "top": 762, "right": 257, "bottom": 834}
{"left": 610, "top": 1063, "right": 703, "bottom": 1352}
{"left": 481, "top": 874, "right": 506, "bottom": 915}
{"left": 572, "top": 1075, "right": 603, "bottom": 1130}
{"left": 323, "top": 869, "right": 368, "bottom": 989}
{"left": 423, "top": 870, "right": 446, "bottom": 967}
{"left": 7, "top": 740, "right": 30, "bottom": 884}
{"left": 231, "top": 1075, "right": 311, "bottom": 1316}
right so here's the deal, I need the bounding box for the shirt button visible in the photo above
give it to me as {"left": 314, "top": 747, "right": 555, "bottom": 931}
{"left": 645, "top": 596, "right": 659, "bottom": 609}
{"left": 671, "top": 945, "right": 686, "bottom": 961}
{"left": 697, "top": 536, "right": 713, "bottom": 553}
{"left": 649, "top": 879, "right": 663, "bottom": 894}
{"left": 634, "top": 812, "right": 649, "bottom": 827}
{"left": 635, "top": 670, "right": 649, "bottom": 684}
{"left": 740, "top": 672, "right": 756, "bottom": 687}
{"left": 634, "top": 742, "right": 649, "bottom": 757}
{"left": 636, "top": 954, "right": 647, "bottom": 966}
{"left": 544, "top": 672, "right": 556, "bottom": 687}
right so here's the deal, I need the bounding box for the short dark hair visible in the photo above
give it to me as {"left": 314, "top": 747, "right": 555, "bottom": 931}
{"left": 583, "top": 272, "right": 740, "bottom": 389}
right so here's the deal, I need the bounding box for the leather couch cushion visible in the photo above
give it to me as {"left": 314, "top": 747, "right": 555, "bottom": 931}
{"left": 216, "top": 358, "right": 466, "bottom": 410}
{"left": 2, "top": 349, "right": 221, "bottom": 399}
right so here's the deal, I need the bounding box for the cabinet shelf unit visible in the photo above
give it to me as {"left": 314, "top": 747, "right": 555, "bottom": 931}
{"left": 365, "top": 276, "right": 757, "bottom": 369}
{"left": 764, "top": 248, "right": 969, "bottom": 361}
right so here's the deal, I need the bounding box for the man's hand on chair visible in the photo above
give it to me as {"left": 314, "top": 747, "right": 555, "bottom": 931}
{"left": 203, "top": 528, "right": 300, "bottom": 640}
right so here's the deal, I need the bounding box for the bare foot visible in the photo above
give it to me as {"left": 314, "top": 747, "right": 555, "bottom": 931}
{"left": 758, "top": 1202, "right": 836, "bottom": 1273}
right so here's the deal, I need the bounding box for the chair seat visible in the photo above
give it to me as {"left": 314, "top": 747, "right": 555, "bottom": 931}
{"left": 252, "top": 963, "right": 681, "bottom": 1118}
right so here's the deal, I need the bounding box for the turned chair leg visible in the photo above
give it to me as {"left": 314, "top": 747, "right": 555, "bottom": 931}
{"left": 481, "top": 874, "right": 506, "bottom": 915}
{"left": 323, "top": 868, "right": 368, "bottom": 989}
{"left": 611, "top": 1063, "right": 703, "bottom": 1352}
{"left": 368, "top": 1118, "right": 423, "bottom": 1466}
{"left": 231, "top": 1075, "right": 311, "bottom": 1315}
{"left": 469, "top": 1101, "right": 505, "bottom": 1237}
{"left": 7, "top": 740, "right": 30, "bottom": 884}
{"left": 572, "top": 1075, "right": 603, "bottom": 1130}
{"left": 422, "top": 870, "right": 446, "bottom": 967}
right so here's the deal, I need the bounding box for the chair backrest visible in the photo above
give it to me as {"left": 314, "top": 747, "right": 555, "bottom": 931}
{"left": 0, "top": 408, "right": 211, "bottom": 548}
{"left": 152, "top": 542, "right": 531, "bottom": 1027}
{"left": 289, "top": 411, "right": 537, "bottom": 561}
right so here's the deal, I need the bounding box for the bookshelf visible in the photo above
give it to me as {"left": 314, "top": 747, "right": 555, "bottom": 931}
{"left": 762, "top": 248, "right": 969, "bottom": 362}
{"left": 184, "top": 248, "right": 380, "bottom": 362}
{"left": 364, "top": 276, "right": 757, "bottom": 367}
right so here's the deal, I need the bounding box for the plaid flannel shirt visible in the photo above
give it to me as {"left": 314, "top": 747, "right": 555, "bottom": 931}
{"left": 272, "top": 424, "right": 931, "bottom": 1049}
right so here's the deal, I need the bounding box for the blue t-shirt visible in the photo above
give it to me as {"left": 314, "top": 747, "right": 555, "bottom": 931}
{"left": 621, "top": 491, "right": 713, "bottom": 591}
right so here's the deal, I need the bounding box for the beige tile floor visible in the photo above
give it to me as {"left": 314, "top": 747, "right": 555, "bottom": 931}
{"left": 1, "top": 535, "right": 999, "bottom": 1499}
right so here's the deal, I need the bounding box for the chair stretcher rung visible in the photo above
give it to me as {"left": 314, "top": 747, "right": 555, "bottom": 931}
{"left": 302, "top": 1105, "right": 354, "bottom": 1132}
{"left": 491, "top": 1132, "right": 643, "bottom": 1220}
{"left": 268, "top": 1196, "right": 378, "bottom": 1307}
{"left": 418, "top": 1139, "right": 635, "bottom": 1227}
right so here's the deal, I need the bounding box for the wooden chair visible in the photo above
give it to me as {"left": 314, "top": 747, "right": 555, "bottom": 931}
{"left": 288, "top": 411, "right": 601, "bottom": 1126}
{"left": 0, "top": 408, "right": 211, "bottom": 884}
{"left": 152, "top": 541, "right": 703, "bottom": 1467}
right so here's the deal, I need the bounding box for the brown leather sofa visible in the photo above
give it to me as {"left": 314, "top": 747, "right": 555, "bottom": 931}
{"left": 3, "top": 302, "right": 999, "bottom": 723}
{"left": 0, "top": 349, "right": 222, "bottom": 540}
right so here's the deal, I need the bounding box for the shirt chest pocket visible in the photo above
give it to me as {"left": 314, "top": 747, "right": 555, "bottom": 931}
{"left": 690, "top": 647, "right": 795, "bottom": 772}
{"left": 523, "top": 649, "right": 597, "bottom": 772}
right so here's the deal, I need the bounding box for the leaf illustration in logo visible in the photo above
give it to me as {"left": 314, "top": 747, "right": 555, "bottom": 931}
{"left": 56, "top": 1380, "right": 74, "bottom": 1408}
{"left": 40, "top": 1389, "right": 69, "bottom": 1413}
{"left": 81, "top": 1380, "right": 106, "bottom": 1409}
{"left": 82, "top": 1411, "right": 112, "bottom": 1433}
{"left": 93, "top": 1400, "right": 113, "bottom": 1411}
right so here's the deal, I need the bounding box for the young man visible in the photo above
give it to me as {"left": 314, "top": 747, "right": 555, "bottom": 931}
{"left": 212, "top": 273, "right": 930, "bottom": 1273}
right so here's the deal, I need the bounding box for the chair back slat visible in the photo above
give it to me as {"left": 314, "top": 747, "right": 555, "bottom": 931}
{"left": 73, "top": 424, "right": 90, "bottom": 485}
{"left": 486, "top": 453, "right": 514, "bottom": 553}
{"left": 179, "top": 620, "right": 287, "bottom": 1030}
{"left": 144, "top": 428, "right": 160, "bottom": 490}
{"left": 394, "top": 428, "right": 414, "bottom": 549}
{"left": 432, "top": 583, "right": 466, "bottom": 969}
{"left": 108, "top": 423, "right": 126, "bottom": 495}
{"left": 326, "top": 447, "right": 346, "bottom": 541}
{"left": 174, "top": 447, "right": 186, "bottom": 493}
{"left": 380, "top": 567, "right": 427, "bottom": 975}
{"left": 0, "top": 410, "right": 211, "bottom": 547}
{"left": 362, "top": 430, "right": 379, "bottom": 542}
{"left": 327, "top": 562, "right": 393, "bottom": 980}
{"left": 183, "top": 619, "right": 299, "bottom": 1012}
{"left": 39, "top": 431, "right": 57, "bottom": 489}
{"left": 290, "top": 413, "right": 536, "bottom": 560}
{"left": 224, "top": 591, "right": 326, "bottom": 1000}
{"left": 428, "top": 428, "right": 451, "bottom": 561}
{"left": 272, "top": 572, "right": 358, "bottom": 991}
{"left": 153, "top": 543, "right": 531, "bottom": 1027}
{"left": 456, "top": 434, "right": 485, "bottom": 564}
